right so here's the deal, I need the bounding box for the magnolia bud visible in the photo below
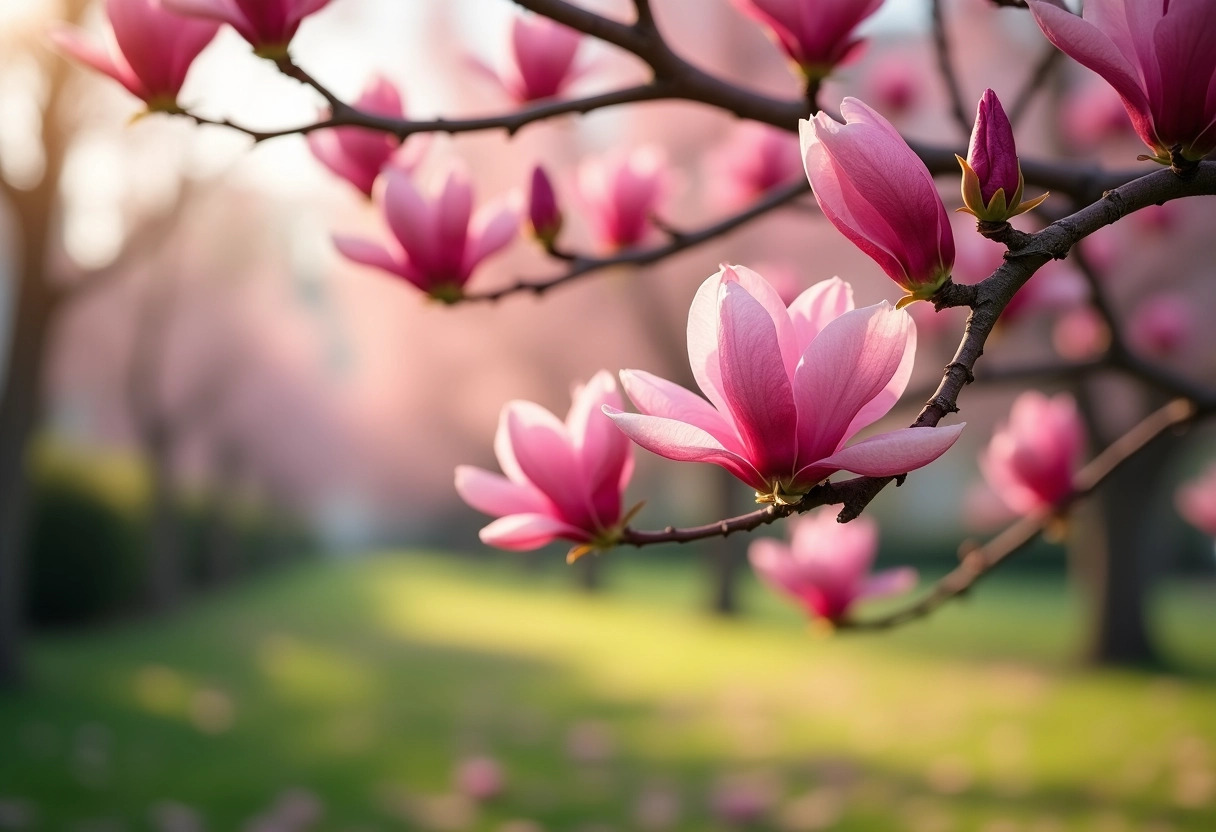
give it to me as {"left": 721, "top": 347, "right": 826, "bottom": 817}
{"left": 527, "top": 166, "right": 563, "bottom": 247}
{"left": 957, "top": 90, "right": 1048, "bottom": 224}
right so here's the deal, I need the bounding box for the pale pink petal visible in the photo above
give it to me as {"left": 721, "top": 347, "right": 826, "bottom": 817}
{"left": 50, "top": 27, "right": 141, "bottom": 97}
{"left": 722, "top": 265, "right": 800, "bottom": 379}
{"left": 806, "top": 423, "right": 964, "bottom": 479}
{"left": 463, "top": 201, "right": 519, "bottom": 275}
{"left": 507, "top": 400, "right": 594, "bottom": 529}
{"left": 479, "top": 513, "right": 590, "bottom": 551}
{"left": 618, "top": 369, "right": 743, "bottom": 454}
{"left": 565, "top": 370, "right": 631, "bottom": 527}
{"left": 308, "top": 130, "right": 378, "bottom": 195}
{"left": 604, "top": 408, "right": 767, "bottom": 491}
{"left": 455, "top": 465, "right": 553, "bottom": 518}
{"left": 858, "top": 567, "right": 918, "bottom": 601}
{"left": 717, "top": 281, "right": 799, "bottom": 479}
{"left": 845, "top": 314, "right": 917, "bottom": 437}
{"left": 332, "top": 235, "right": 407, "bottom": 278}
{"left": 787, "top": 276, "right": 854, "bottom": 352}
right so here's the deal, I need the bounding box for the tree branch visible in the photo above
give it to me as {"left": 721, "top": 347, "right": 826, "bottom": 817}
{"left": 839, "top": 397, "right": 1200, "bottom": 630}
{"left": 930, "top": 0, "right": 972, "bottom": 137}
{"left": 460, "top": 179, "right": 811, "bottom": 302}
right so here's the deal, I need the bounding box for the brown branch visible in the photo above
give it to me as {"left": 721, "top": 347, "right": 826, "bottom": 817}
{"left": 460, "top": 179, "right": 811, "bottom": 302}
{"left": 840, "top": 397, "right": 1200, "bottom": 630}
{"left": 930, "top": 0, "right": 972, "bottom": 137}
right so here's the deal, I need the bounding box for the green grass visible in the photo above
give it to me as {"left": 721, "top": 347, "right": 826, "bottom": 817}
{"left": 1, "top": 552, "right": 1214, "bottom": 831}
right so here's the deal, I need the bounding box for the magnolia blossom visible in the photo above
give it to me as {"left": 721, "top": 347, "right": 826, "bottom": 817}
{"left": 980, "top": 391, "right": 1085, "bottom": 516}
{"left": 1028, "top": 0, "right": 1216, "bottom": 163}
{"left": 958, "top": 89, "right": 1048, "bottom": 223}
{"left": 455, "top": 372, "right": 634, "bottom": 552}
{"left": 1128, "top": 293, "right": 1192, "bottom": 357}
{"left": 333, "top": 168, "right": 517, "bottom": 302}
{"left": 801, "top": 99, "right": 955, "bottom": 306}
{"left": 577, "top": 147, "right": 669, "bottom": 251}
{"left": 864, "top": 52, "right": 922, "bottom": 117}
{"left": 1176, "top": 463, "right": 1216, "bottom": 537}
{"left": 605, "top": 266, "right": 963, "bottom": 505}
{"left": 731, "top": 0, "right": 883, "bottom": 80}
{"left": 527, "top": 166, "right": 563, "bottom": 246}
{"left": 307, "top": 75, "right": 424, "bottom": 197}
{"left": 51, "top": 0, "right": 219, "bottom": 111}
{"left": 749, "top": 508, "right": 916, "bottom": 621}
{"left": 164, "top": 0, "right": 331, "bottom": 56}
{"left": 707, "top": 122, "right": 804, "bottom": 210}
{"left": 471, "top": 14, "right": 588, "bottom": 102}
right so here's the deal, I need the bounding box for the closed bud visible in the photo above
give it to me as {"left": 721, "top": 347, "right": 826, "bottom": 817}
{"left": 957, "top": 89, "right": 1048, "bottom": 224}
{"left": 528, "top": 166, "right": 563, "bottom": 247}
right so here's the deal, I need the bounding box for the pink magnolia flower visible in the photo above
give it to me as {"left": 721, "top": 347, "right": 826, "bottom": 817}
{"left": 307, "top": 75, "right": 424, "bottom": 198}
{"left": 749, "top": 507, "right": 916, "bottom": 621}
{"left": 333, "top": 168, "right": 517, "bottom": 302}
{"left": 801, "top": 98, "right": 955, "bottom": 307}
{"left": 1177, "top": 463, "right": 1216, "bottom": 537}
{"left": 958, "top": 89, "right": 1048, "bottom": 223}
{"left": 731, "top": 0, "right": 884, "bottom": 80}
{"left": 577, "top": 146, "right": 669, "bottom": 251}
{"left": 527, "top": 165, "right": 563, "bottom": 246}
{"left": 50, "top": 0, "right": 219, "bottom": 112}
{"left": 864, "top": 52, "right": 923, "bottom": 117}
{"left": 1028, "top": 0, "right": 1216, "bottom": 164}
{"left": 1128, "top": 292, "right": 1192, "bottom": 357}
{"left": 455, "top": 371, "right": 634, "bottom": 552}
{"left": 605, "top": 266, "right": 964, "bottom": 505}
{"left": 980, "top": 391, "right": 1085, "bottom": 516}
{"left": 163, "top": 0, "right": 331, "bottom": 57}
{"left": 471, "top": 14, "right": 588, "bottom": 103}
{"left": 707, "top": 122, "right": 805, "bottom": 211}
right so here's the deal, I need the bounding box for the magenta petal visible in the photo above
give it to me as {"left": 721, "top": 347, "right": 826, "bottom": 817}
{"left": 604, "top": 408, "right": 767, "bottom": 491}
{"left": 479, "top": 513, "right": 589, "bottom": 551}
{"left": 463, "top": 202, "right": 519, "bottom": 275}
{"left": 565, "top": 371, "right": 631, "bottom": 527}
{"left": 332, "top": 235, "right": 406, "bottom": 278}
{"left": 793, "top": 303, "right": 911, "bottom": 462}
{"left": 382, "top": 169, "right": 437, "bottom": 271}
{"left": 506, "top": 401, "right": 594, "bottom": 529}
{"left": 718, "top": 281, "right": 798, "bottom": 479}
{"left": 309, "top": 131, "right": 377, "bottom": 195}
{"left": 455, "top": 465, "right": 553, "bottom": 518}
{"left": 810, "top": 423, "right": 964, "bottom": 478}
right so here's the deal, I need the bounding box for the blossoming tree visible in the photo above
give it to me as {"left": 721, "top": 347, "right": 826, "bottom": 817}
{"left": 17, "top": 0, "right": 1216, "bottom": 681}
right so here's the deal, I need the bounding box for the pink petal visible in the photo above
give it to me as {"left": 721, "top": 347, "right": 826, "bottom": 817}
{"left": 308, "top": 130, "right": 378, "bottom": 195}
{"left": 618, "top": 369, "right": 743, "bottom": 454}
{"left": 792, "top": 303, "right": 911, "bottom": 462}
{"left": 332, "top": 235, "right": 406, "bottom": 277}
{"left": 604, "top": 408, "right": 767, "bottom": 491}
{"left": 717, "top": 280, "right": 798, "bottom": 479}
{"left": 722, "top": 265, "right": 800, "bottom": 379}
{"left": 432, "top": 171, "right": 473, "bottom": 278}
{"left": 845, "top": 313, "right": 916, "bottom": 438}
{"left": 50, "top": 27, "right": 141, "bottom": 97}
{"left": 859, "top": 567, "right": 918, "bottom": 601}
{"left": 506, "top": 400, "right": 594, "bottom": 529}
{"left": 454, "top": 465, "right": 553, "bottom": 518}
{"left": 806, "top": 423, "right": 964, "bottom": 480}
{"left": 565, "top": 371, "right": 631, "bottom": 527}
{"left": 479, "top": 513, "right": 590, "bottom": 551}
{"left": 787, "top": 276, "right": 854, "bottom": 353}
{"left": 463, "top": 201, "right": 519, "bottom": 275}
{"left": 382, "top": 168, "right": 437, "bottom": 272}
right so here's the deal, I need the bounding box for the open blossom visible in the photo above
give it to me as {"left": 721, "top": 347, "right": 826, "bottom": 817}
{"left": 1177, "top": 463, "right": 1216, "bottom": 537}
{"left": 605, "top": 266, "right": 964, "bottom": 505}
{"left": 163, "top": 0, "right": 331, "bottom": 57}
{"left": 456, "top": 372, "right": 634, "bottom": 553}
{"left": 749, "top": 508, "right": 916, "bottom": 621}
{"left": 471, "top": 14, "right": 587, "bottom": 103}
{"left": 958, "top": 89, "right": 1048, "bottom": 223}
{"left": 980, "top": 391, "right": 1085, "bottom": 516}
{"left": 707, "top": 122, "right": 804, "bottom": 211}
{"left": 577, "top": 146, "right": 669, "bottom": 251}
{"left": 307, "top": 75, "right": 425, "bottom": 197}
{"left": 731, "top": 0, "right": 883, "bottom": 80}
{"left": 333, "top": 168, "right": 517, "bottom": 302}
{"left": 1028, "top": 0, "right": 1216, "bottom": 164}
{"left": 801, "top": 98, "right": 955, "bottom": 307}
{"left": 50, "top": 0, "right": 219, "bottom": 112}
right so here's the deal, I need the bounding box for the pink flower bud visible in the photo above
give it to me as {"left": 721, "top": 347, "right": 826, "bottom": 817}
{"left": 527, "top": 166, "right": 563, "bottom": 246}
{"left": 1177, "top": 463, "right": 1216, "bottom": 537}
{"left": 800, "top": 98, "right": 955, "bottom": 307}
{"left": 980, "top": 391, "right": 1085, "bottom": 516}
{"left": 50, "top": 0, "right": 219, "bottom": 112}
{"left": 576, "top": 146, "right": 669, "bottom": 251}
{"left": 333, "top": 168, "right": 517, "bottom": 302}
{"left": 731, "top": 0, "right": 883, "bottom": 81}
{"left": 605, "top": 266, "right": 964, "bottom": 505}
{"left": 1029, "top": 0, "right": 1216, "bottom": 164}
{"left": 455, "top": 372, "right": 634, "bottom": 553}
{"left": 1129, "top": 293, "right": 1192, "bottom": 357}
{"left": 307, "top": 75, "right": 423, "bottom": 198}
{"left": 957, "top": 89, "right": 1048, "bottom": 223}
{"left": 163, "top": 0, "right": 332, "bottom": 58}
{"left": 748, "top": 507, "right": 916, "bottom": 622}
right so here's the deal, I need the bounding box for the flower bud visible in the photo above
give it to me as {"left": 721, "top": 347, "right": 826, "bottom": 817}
{"left": 957, "top": 90, "right": 1048, "bottom": 223}
{"left": 527, "top": 166, "right": 563, "bottom": 247}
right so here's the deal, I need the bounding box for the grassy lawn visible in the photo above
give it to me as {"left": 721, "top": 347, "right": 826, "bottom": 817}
{"left": 1, "top": 552, "right": 1214, "bottom": 831}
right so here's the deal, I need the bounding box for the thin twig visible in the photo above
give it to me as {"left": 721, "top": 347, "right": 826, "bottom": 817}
{"left": 461, "top": 179, "right": 811, "bottom": 302}
{"left": 1008, "top": 45, "right": 1063, "bottom": 126}
{"left": 930, "top": 0, "right": 972, "bottom": 136}
{"left": 840, "top": 398, "right": 1200, "bottom": 630}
